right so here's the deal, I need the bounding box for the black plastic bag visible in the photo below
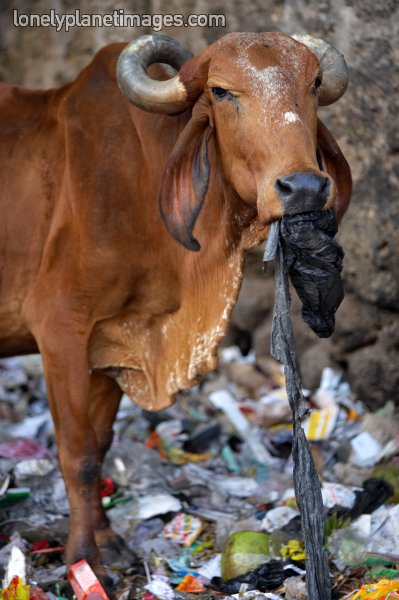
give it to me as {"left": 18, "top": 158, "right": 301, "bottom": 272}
{"left": 262, "top": 210, "right": 344, "bottom": 600}
{"left": 211, "top": 559, "right": 302, "bottom": 594}
{"left": 329, "top": 478, "right": 394, "bottom": 521}
{"left": 278, "top": 210, "right": 344, "bottom": 337}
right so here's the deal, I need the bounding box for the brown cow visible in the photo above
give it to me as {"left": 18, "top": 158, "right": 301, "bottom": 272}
{"left": 0, "top": 32, "right": 351, "bottom": 579}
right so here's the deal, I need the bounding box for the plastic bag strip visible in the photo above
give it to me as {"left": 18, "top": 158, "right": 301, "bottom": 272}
{"left": 264, "top": 216, "right": 333, "bottom": 600}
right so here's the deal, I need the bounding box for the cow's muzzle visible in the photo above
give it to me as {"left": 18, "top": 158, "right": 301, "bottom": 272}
{"left": 275, "top": 172, "right": 330, "bottom": 216}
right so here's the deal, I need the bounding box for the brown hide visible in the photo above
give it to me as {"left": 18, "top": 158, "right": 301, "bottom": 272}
{"left": 0, "top": 33, "right": 351, "bottom": 575}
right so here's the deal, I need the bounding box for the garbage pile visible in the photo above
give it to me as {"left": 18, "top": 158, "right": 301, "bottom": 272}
{"left": 1, "top": 350, "right": 399, "bottom": 599}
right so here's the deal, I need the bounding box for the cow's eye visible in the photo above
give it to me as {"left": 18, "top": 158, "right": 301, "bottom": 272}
{"left": 212, "top": 87, "right": 232, "bottom": 101}
{"left": 313, "top": 76, "right": 322, "bottom": 92}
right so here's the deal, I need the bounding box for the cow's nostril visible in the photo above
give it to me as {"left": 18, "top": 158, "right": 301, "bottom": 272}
{"left": 276, "top": 177, "right": 294, "bottom": 197}
{"left": 275, "top": 172, "right": 330, "bottom": 216}
{"left": 320, "top": 177, "right": 329, "bottom": 194}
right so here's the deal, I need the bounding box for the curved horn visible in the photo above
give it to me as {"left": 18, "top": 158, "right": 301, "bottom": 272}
{"left": 292, "top": 35, "right": 349, "bottom": 105}
{"left": 117, "top": 34, "right": 194, "bottom": 114}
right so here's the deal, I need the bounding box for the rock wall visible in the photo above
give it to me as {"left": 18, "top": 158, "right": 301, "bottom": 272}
{"left": 0, "top": 0, "right": 398, "bottom": 408}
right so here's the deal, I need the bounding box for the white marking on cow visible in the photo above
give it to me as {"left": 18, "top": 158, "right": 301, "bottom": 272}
{"left": 187, "top": 259, "right": 242, "bottom": 382}
{"left": 237, "top": 61, "right": 284, "bottom": 101}
{"left": 283, "top": 111, "right": 301, "bottom": 124}
{"left": 233, "top": 37, "right": 304, "bottom": 127}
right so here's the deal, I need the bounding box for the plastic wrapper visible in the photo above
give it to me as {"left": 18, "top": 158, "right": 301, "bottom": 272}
{"left": 12, "top": 459, "right": 69, "bottom": 515}
{"left": 328, "top": 528, "right": 368, "bottom": 569}
{"left": 136, "top": 538, "right": 180, "bottom": 561}
{"left": 260, "top": 507, "right": 299, "bottom": 533}
{"left": 134, "top": 493, "right": 182, "bottom": 520}
{"left": 209, "top": 473, "right": 259, "bottom": 497}
{"left": 321, "top": 482, "right": 357, "bottom": 510}
{"left": 0, "top": 534, "right": 30, "bottom": 586}
{"left": 163, "top": 513, "right": 202, "bottom": 547}
{"left": 257, "top": 388, "right": 292, "bottom": 425}
{"left": 155, "top": 419, "right": 188, "bottom": 449}
{"left": 129, "top": 518, "right": 165, "bottom": 552}
{"left": 226, "top": 591, "right": 283, "bottom": 600}
{"left": 7, "top": 413, "right": 53, "bottom": 442}
{"left": 302, "top": 405, "right": 339, "bottom": 440}
{"left": 146, "top": 428, "right": 212, "bottom": 465}
{"left": 175, "top": 573, "right": 205, "bottom": 592}
{"left": 312, "top": 367, "right": 342, "bottom": 408}
{"left": 182, "top": 462, "right": 259, "bottom": 497}
{"left": 2, "top": 546, "right": 26, "bottom": 589}
{"left": 350, "top": 432, "right": 382, "bottom": 467}
{"left": 209, "top": 389, "right": 273, "bottom": 465}
{"left": 144, "top": 575, "right": 175, "bottom": 600}
{"left": 166, "top": 557, "right": 198, "bottom": 577}
{"left": 197, "top": 554, "right": 222, "bottom": 581}
{"left": 328, "top": 504, "right": 399, "bottom": 569}
{"left": 353, "top": 504, "right": 399, "bottom": 556}
{"left": 13, "top": 459, "right": 54, "bottom": 479}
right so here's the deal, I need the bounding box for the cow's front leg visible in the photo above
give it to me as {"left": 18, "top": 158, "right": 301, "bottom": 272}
{"left": 34, "top": 319, "right": 103, "bottom": 572}
{"left": 88, "top": 373, "right": 122, "bottom": 548}
{"left": 88, "top": 373, "right": 142, "bottom": 569}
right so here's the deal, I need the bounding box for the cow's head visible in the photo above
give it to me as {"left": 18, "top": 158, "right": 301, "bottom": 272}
{"left": 117, "top": 33, "right": 351, "bottom": 251}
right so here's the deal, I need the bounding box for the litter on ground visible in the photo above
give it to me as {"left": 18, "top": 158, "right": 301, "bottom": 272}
{"left": 0, "top": 347, "right": 398, "bottom": 599}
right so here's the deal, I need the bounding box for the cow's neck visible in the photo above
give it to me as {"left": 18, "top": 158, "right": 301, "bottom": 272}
{"left": 90, "top": 120, "right": 268, "bottom": 411}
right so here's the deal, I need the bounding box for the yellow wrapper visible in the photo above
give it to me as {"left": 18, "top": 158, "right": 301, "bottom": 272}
{"left": 0, "top": 576, "right": 30, "bottom": 600}
{"left": 346, "top": 579, "right": 399, "bottom": 599}
{"left": 280, "top": 539, "right": 306, "bottom": 561}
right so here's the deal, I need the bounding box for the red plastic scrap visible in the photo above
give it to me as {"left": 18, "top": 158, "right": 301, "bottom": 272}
{"left": 145, "top": 431, "right": 160, "bottom": 449}
{"left": 30, "top": 540, "right": 64, "bottom": 558}
{"left": 68, "top": 560, "right": 109, "bottom": 600}
{"left": 30, "top": 541, "right": 50, "bottom": 552}
{"left": 100, "top": 478, "right": 116, "bottom": 498}
{"left": 30, "top": 546, "right": 64, "bottom": 556}
{"left": 144, "top": 431, "right": 168, "bottom": 459}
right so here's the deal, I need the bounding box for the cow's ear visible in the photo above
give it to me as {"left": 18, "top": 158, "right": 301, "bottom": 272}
{"left": 159, "top": 96, "right": 213, "bottom": 251}
{"left": 317, "top": 119, "right": 352, "bottom": 223}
